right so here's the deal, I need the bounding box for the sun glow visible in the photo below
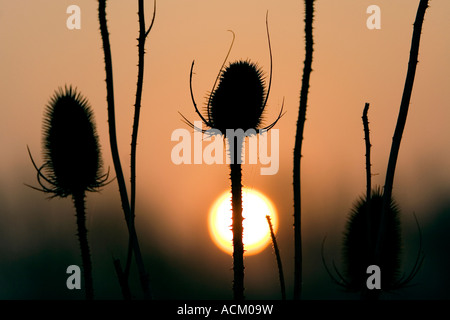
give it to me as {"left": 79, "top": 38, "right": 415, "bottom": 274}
{"left": 208, "top": 188, "right": 278, "bottom": 256}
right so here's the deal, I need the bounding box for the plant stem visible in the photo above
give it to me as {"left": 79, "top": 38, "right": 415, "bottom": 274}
{"left": 362, "top": 102, "right": 375, "bottom": 253}
{"left": 113, "top": 257, "right": 132, "bottom": 300}
{"left": 98, "top": 0, "right": 150, "bottom": 299}
{"left": 378, "top": 0, "right": 429, "bottom": 263}
{"left": 73, "top": 191, "right": 94, "bottom": 300}
{"left": 229, "top": 135, "right": 244, "bottom": 300}
{"left": 362, "top": 103, "right": 372, "bottom": 200}
{"left": 126, "top": 0, "right": 156, "bottom": 290}
{"left": 293, "top": 0, "right": 314, "bottom": 300}
{"left": 130, "top": 0, "right": 156, "bottom": 227}
{"left": 266, "top": 215, "right": 286, "bottom": 300}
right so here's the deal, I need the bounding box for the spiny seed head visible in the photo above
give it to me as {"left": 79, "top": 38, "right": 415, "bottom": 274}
{"left": 342, "top": 187, "right": 402, "bottom": 292}
{"left": 208, "top": 60, "right": 266, "bottom": 135}
{"left": 41, "top": 85, "right": 106, "bottom": 197}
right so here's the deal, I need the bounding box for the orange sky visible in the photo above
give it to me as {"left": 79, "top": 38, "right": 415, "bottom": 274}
{"left": 1, "top": 0, "right": 449, "bottom": 299}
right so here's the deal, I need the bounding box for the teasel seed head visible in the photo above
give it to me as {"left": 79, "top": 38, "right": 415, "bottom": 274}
{"left": 181, "top": 14, "right": 283, "bottom": 137}
{"left": 342, "top": 187, "right": 402, "bottom": 292}
{"left": 207, "top": 60, "right": 267, "bottom": 135}
{"left": 28, "top": 85, "right": 108, "bottom": 198}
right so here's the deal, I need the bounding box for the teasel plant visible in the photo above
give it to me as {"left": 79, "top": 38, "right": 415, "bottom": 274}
{"left": 293, "top": 0, "right": 314, "bottom": 300}
{"left": 322, "top": 103, "right": 424, "bottom": 300}
{"left": 27, "top": 86, "right": 109, "bottom": 300}
{"left": 181, "top": 13, "right": 283, "bottom": 300}
{"left": 98, "top": 0, "right": 156, "bottom": 299}
{"left": 322, "top": 0, "right": 429, "bottom": 300}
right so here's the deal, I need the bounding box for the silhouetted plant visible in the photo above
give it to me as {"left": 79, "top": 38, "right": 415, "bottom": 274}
{"left": 362, "top": 103, "right": 372, "bottom": 200}
{"left": 341, "top": 188, "right": 402, "bottom": 299}
{"left": 378, "top": 0, "right": 429, "bottom": 264}
{"left": 98, "top": 0, "right": 156, "bottom": 299}
{"left": 183, "top": 13, "right": 282, "bottom": 300}
{"left": 323, "top": 0, "right": 429, "bottom": 300}
{"left": 324, "top": 189, "right": 424, "bottom": 300}
{"left": 293, "top": 0, "right": 314, "bottom": 300}
{"left": 27, "top": 86, "right": 108, "bottom": 300}
{"left": 266, "top": 215, "right": 286, "bottom": 300}
{"left": 322, "top": 103, "right": 424, "bottom": 300}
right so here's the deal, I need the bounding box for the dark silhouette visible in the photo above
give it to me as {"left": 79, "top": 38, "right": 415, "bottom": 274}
{"left": 183, "top": 13, "right": 282, "bottom": 300}
{"left": 341, "top": 188, "right": 402, "bottom": 299}
{"left": 323, "top": 0, "right": 428, "bottom": 300}
{"left": 378, "top": 0, "right": 429, "bottom": 264}
{"left": 266, "top": 215, "right": 286, "bottom": 300}
{"left": 293, "top": 0, "right": 314, "bottom": 300}
{"left": 27, "top": 86, "right": 108, "bottom": 300}
{"left": 98, "top": 0, "right": 156, "bottom": 299}
{"left": 324, "top": 187, "right": 423, "bottom": 300}
{"left": 362, "top": 103, "right": 372, "bottom": 200}
{"left": 322, "top": 102, "right": 424, "bottom": 299}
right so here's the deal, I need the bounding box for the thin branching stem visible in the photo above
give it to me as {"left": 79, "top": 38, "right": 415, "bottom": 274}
{"left": 293, "top": 0, "right": 314, "bottom": 300}
{"left": 126, "top": 0, "right": 156, "bottom": 296}
{"left": 98, "top": 0, "right": 151, "bottom": 299}
{"left": 131, "top": 0, "right": 156, "bottom": 221}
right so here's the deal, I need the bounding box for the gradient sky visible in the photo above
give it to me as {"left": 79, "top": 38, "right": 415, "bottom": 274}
{"left": 1, "top": 0, "right": 449, "bottom": 299}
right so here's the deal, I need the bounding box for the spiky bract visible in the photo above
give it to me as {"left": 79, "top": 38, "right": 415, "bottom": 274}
{"left": 208, "top": 61, "right": 266, "bottom": 135}
{"left": 41, "top": 86, "right": 106, "bottom": 197}
{"left": 342, "top": 187, "right": 402, "bottom": 292}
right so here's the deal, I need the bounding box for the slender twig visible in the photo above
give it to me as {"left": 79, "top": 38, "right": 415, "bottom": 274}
{"left": 293, "top": 0, "right": 314, "bottom": 300}
{"left": 131, "top": 0, "right": 156, "bottom": 221}
{"left": 266, "top": 215, "right": 286, "bottom": 300}
{"left": 98, "top": 0, "right": 130, "bottom": 235}
{"left": 126, "top": 0, "right": 156, "bottom": 292}
{"left": 362, "top": 102, "right": 375, "bottom": 253}
{"left": 377, "top": 0, "right": 429, "bottom": 263}
{"left": 362, "top": 103, "right": 372, "bottom": 200}
{"left": 98, "top": 0, "right": 151, "bottom": 299}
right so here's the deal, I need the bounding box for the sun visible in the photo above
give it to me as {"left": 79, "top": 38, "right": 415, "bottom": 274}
{"left": 208, "top": 187, "right": 278, "bottom": 256}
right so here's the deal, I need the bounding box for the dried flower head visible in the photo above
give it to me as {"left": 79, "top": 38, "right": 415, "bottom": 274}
{"left": 182, "top": 14, "right": 283, "bottom": 137}
{"left": 208, "top": 60, "right": 267, "bottom": 134}
{"left": 322, "top": 187, "right": 424, "bottom": 296}
{"left": 28, "top": 85, "right": 108, "bottom": 197}
{"left": 342, "top": 187, "right": 402, "bottom": 292}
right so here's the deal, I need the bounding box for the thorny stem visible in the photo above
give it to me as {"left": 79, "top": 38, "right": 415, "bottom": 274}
{"left": 293, "top": 0, "right": 314, "bottom": 300}
{"left": 362, "top": 103, "right": 372, "bottom": 200}
{"left": 229, "top": 135, "right": 244, "bottom": 300}
{"left": 266, "top": 215, "right": 286, "bottom": 300}
{"left": 378, "top": 0, "right": 429, "bottom": 264}
{"left": 98, "top": 0, "right": 150, "bottom": 299}
{"left": 126, "top": 0, "right": 156, "bottom": 293}
{"left": 73, "top": 191, "right": 94, "bottom": 300}
{"left": 131, "top": 0, "right": 156, "bottom": 227}
{"left": 362, "top": 102, "right": 375, "bottom": 270}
